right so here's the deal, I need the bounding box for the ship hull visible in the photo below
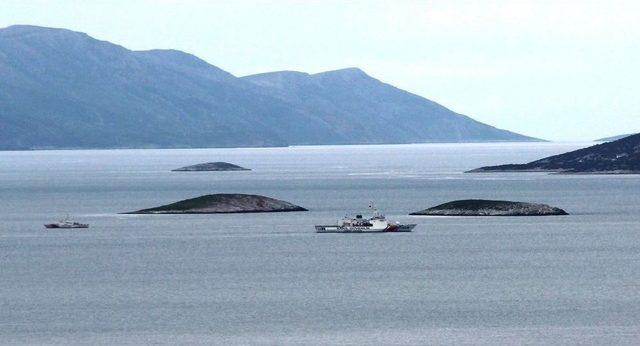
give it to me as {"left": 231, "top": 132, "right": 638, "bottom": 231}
{"left": 44, "top": 224, "right": 89, "bottom": 229}
{"left": 315, "top": 224, "right": 416, "bottom": 233}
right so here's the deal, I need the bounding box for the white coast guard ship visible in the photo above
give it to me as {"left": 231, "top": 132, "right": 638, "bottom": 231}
{"left": 315, "top": 205, "right": 416, "bottom": 233}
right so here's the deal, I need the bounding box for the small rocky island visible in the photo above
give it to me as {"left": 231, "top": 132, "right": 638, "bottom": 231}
{"left": 125, "top": 194, "right": 307, "bottom": 214}
{"left": 410, "top": 199, "right": 568, "bottom": 216}
{"left": 172, "top": 162, "right": 250, "bottom": 172}
{"left": 468, "top": 134, "right": 640, "bottom": 174}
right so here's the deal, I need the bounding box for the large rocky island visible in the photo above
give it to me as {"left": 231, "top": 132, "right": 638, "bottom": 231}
{"left": 172, "top": 162, "right": 250, "bottom": 171}
{"left": 469, "top": 134, "right": 640, "bottom": 174}
{"left": 125, "top": 194, "right": 307, "bottom": 214}
{"left": 410, "top": 200, "right": 568, "bottom": 216}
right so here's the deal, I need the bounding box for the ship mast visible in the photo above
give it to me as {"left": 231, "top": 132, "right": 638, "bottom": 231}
{"left": 369, "top": 202, "right": 382, "bottom": 218}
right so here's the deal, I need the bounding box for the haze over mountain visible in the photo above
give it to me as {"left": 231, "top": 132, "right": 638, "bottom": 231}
{"left": 0, "top": 25, "right": 537, "bottom": 150}
{"left": 595, "top": 133, "right": 637, "bottom": 142}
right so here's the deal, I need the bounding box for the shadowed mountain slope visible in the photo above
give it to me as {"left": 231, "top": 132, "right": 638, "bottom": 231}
{"left": 470, "top": 134, "right": 640, "bottom": 174}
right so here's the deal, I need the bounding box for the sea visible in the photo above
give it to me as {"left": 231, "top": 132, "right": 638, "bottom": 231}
{"left": 1, "top": 142, "right": 640, "bottom": 345}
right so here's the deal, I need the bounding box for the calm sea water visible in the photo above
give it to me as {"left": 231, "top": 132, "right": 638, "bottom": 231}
{"left": 1, "top": 142, "right": 640, "bottom": 345}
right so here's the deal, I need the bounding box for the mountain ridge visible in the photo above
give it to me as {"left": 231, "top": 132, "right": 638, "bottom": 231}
{"left": 0, "top": 25, "right": 539, "bottom": 150}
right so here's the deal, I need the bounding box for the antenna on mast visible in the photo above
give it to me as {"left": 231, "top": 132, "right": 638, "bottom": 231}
{"left": 369, "top": 202, "right": 381, "bottom": 217}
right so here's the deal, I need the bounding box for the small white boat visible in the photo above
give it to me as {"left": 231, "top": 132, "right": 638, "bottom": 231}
{"left": 44, "top": 216, "right": 89, "bottom": 229}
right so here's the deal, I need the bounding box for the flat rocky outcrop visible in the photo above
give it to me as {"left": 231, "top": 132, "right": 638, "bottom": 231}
{"left": 125, "top": 194, "right": 307, "bottom": 214}
{"left": 468, "top": 134, "right": 640, "bottom": 174}
{"left": 410, "top": 199, "right": 568, "bottom": 216}
{"left": 172, "top": 162, "right": 250, "bottom": 171}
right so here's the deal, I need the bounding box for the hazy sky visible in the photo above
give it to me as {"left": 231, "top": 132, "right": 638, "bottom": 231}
{"left": 2, "top": 0, "right": 639, "bottom": 141}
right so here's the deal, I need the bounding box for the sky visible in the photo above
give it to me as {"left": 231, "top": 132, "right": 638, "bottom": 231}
{"left": 2, "top": 0, "right": 639, "bottom": 141}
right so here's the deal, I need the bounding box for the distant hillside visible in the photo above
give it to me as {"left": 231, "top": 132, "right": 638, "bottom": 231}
{"left": 595, "top": 134, "right": 637, "bottom": 142}
{"left": 469, "top": 134, "right": 640, "bottom": 174}
{"left": 0, "top": 25, "right": 538, "bottom": 150}
{"left": 243, "top": 70, "right": 536, "bottom": 143}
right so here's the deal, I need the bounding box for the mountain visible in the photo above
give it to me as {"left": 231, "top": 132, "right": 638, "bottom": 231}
{"left": 242, "top": 69, "right": 536, "bottom": 143}
{"left": 0, "top": 25, "right": 538, "bottom": 150}
{"left": 469, "top": 134, "right": 640, "bottom": 174}
{"left": 595, "top": 133, "right": 637, "bottom": 142}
